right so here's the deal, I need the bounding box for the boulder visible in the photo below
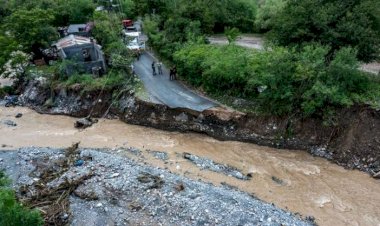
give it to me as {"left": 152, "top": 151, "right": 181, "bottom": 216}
{"left": 2, "top": 119, "right": 17, "bottom": 127}
{"left": 74, "top": 117, "right": 98, "bottom": 129}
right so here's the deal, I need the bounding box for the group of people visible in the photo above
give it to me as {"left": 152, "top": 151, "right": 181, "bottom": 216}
{"left": 151, "top": 61, "right": 163, "bottom": 76}
{"left": 151, "top": 61, "right": 177, "bottom": 80}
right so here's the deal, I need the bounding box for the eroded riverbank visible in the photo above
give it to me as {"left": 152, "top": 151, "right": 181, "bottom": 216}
{"left": 1, "top": 107, "right": 379, "bottom": 225}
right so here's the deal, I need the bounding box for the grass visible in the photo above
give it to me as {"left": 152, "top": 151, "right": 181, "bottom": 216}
{"left": 134, "top": 78, "right": 150, "bottom": 101}
{"left": 61, "top": 70, "right": 126, "bottom": 92}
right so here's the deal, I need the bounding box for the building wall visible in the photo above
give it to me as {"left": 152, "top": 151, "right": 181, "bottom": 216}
{"left": 61, "top": 43, "right": 106, "bottom": 74}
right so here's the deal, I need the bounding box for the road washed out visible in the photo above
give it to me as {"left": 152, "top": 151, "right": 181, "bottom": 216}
{"left": 1, "top": 107, "right": 379, "bottom": 225}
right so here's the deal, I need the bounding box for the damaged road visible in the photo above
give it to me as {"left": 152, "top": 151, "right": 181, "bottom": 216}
{"left": 0, "top": 146, "right": 313, "bottom": 226}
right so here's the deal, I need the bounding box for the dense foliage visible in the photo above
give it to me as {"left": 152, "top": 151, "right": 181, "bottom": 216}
{"left": 174, "top": 43, "right": 379, "bottom": 117}
{"left": 135, "top": 0, "right": 257, "bottom": 59}
{"left": 0, "top": 171, "right": 43, "bottom": 226}
{"left": 0, "top": 0, "right": 136, "bottom": 92}
{"left": 270, "top": 0, "right": 380, "bottom": 62}
{"left": 136, "top": 0, "right": 380, "bottom": 118}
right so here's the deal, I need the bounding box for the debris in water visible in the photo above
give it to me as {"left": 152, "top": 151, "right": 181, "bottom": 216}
{"left": 271, "top": 176, "right": 285, "bottom": 185}
{"left": 1, "top": 119, "right": 17, "bottom": 127}
{"left": 182, "top": 152, "right": 249, "bottom": 180}
{"left": 15, "top": 113, "right": 23, "bottom": 118}
{"left": 74, "top": 117, "right": 98, "bottom": 129}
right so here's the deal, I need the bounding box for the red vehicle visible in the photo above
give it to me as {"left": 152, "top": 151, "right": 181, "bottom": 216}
{"left": 122, "top": 19, "right": 137, "bottom": 31}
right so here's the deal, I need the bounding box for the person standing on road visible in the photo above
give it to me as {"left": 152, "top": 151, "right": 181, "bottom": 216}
{"left": 172, "top": 66, "right": 177, "bottom": 80}
{"left": 169, "top": 67, "right": 174, "bottom": 80}
{"left": 157, "top": 62, "right": 163, "bottom": 75}
{"left": 169, "top": 66, "right": 177, "bottom": 80}
{"left": 152, "top": 61, "right": 156, "bottom": 76}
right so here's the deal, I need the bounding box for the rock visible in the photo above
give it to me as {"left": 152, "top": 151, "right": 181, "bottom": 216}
{"left": 61, "top": 213, "right": 69, "bottom": 220}
{"left": 96, "top": 203, "right": 103, "bottom": 208}
{"left": 2, "top": 119, "right": 17, "bottom": 127}
{"left": 111, "top": 173, "right": 120, "bottom": 178}
{"left": 74, "top": 117, "right": 98, "bottom": 129}
{"left": 15, "top": 113, "right": 23, "bottom": 118}
{"left": 4, "top": 95, "right": 19, "bottom": 107}
{"left": 373, "top": 171, "right": 380, "bottom": 179}
{"left": 174, "top": 182, "right": 185, "bottom": 192}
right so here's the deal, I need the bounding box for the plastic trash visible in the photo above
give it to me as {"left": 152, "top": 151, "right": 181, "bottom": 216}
{"left": 74, "top": 159, "right": 84, "bottom": 166}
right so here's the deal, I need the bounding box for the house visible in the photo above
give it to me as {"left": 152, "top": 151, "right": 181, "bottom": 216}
{"left": 54, "top": 35, "right": 106, "bottom": 75}
{"left": 67, "top": 22, "right": 94, "bottom": 37}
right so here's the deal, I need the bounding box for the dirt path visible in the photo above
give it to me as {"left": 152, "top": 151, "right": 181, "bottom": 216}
{"left": 1, "top": 107, "right": 379, "bottom": 226}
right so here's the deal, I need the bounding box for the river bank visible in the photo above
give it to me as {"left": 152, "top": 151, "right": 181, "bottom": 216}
{"left": 0, "top": 147, "right": 312, "bottom": 225}
{"left": 18, "top": 80, "right": 380, "bottom": 177}
{"left": 1, "top": 106, "right": 379, "bottom": 225}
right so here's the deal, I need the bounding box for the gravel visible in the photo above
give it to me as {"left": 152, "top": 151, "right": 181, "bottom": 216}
{"left": 182, "top": 152, "right": 249, "bottom": 180}
{"left": 0, "top": 147, "right": 314, "bottom": 226}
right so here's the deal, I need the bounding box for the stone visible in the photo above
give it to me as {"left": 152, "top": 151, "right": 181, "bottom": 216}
{"left": 111, "top": 173, "right": 120, "bottom": 178}
{"left": 15, "top": 113, "right": 23, "bottom": 118}
{"left": 373, "top": 171, "right": 380, "bottom": 179}
{"left": 74, "top": 117, "right": 98, "bottom": 129}
{"left": 2, "top": 119, "right": 17, "bottom": 127}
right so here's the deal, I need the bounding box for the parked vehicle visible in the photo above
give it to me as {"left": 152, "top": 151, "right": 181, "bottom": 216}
{"left": 123, "top": 30, "right": 145, "bottom": 59}
{"left": 122, "top": 19, "right": 137, "bottom": 31}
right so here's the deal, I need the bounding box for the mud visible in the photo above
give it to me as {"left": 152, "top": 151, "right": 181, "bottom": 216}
{"left": 1, "top": 107, "right": 379, "bottom": 225}
{"left": 16, "top": 80, "right": 380, "bottom": 178}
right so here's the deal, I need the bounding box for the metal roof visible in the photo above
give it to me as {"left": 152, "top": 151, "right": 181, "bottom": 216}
{"left": 55, "top": 35, "right": 93, "bottom": 49}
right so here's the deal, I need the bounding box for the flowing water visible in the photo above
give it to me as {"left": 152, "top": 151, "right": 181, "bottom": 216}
{"left": 1, "top": 107, "right": 379, "bottom": 226}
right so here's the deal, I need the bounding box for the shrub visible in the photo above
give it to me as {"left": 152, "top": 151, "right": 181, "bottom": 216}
{"left": 0, "top": 171, "right": 43, "bottom": 226}
{"left": 270, "top": 0, "right": 380, "bottom": 62}
{"left": 174, "top": 43, "right": 379, "bottom": 117}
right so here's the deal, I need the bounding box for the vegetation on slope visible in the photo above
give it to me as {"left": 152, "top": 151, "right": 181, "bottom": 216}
{"left": 136, "top": 0, "right": 380, "bottom": 119}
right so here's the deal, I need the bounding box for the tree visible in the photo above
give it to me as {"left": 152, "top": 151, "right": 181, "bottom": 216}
{"left": 255, "top": 0, "right": 286, "bottom": 32}
{"left": 1, "top": 51, "right": 31, "bottom": 83}
{"left": 4, "top": 8, "right": 58, "bottom": 51}
{"left": 270, "top": 0, "right": 380, "bottom": 62}
{"left": 224, "top": 27, "right": 240, "bottom": 44}
{"left": 0, "top": 35, "right": 18, "bottom": 71}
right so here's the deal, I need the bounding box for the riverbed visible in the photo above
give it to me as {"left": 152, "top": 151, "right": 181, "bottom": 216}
{"left": 1, "top": 106, "right": 379, "bottom": 225}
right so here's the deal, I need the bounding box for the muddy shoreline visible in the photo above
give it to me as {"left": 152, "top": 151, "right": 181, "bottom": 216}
{"left": 17, "top": 80, "right": 380, "bottom": 176}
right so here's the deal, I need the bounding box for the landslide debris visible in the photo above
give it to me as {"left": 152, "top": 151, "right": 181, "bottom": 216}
{"left": 0, "top": 147, "right": 313, "bottom": 226}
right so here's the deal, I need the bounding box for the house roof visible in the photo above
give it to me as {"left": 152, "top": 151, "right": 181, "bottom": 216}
{"left": 54, "top": 35, "right": 94, "bottom": 49}
{"left": 67, "top": 22, "right": 94, "bottom": 33}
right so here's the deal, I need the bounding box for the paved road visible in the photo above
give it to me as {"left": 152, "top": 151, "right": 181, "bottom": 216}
{"left": 133, "top": 52, "right": 216, "bottom": 111}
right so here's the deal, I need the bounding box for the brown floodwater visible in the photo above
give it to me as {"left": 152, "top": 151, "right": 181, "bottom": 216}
{"left": 1, "top": 107, "right": 379, "bottom": 226}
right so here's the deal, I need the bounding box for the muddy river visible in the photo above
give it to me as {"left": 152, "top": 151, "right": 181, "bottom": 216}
{"left": 1, "top": 107, "right": 379, "bottom": 226}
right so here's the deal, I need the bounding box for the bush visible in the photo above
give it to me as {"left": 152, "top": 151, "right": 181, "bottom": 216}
{"left": 174, "top": 43, "right": 379, "bottom": 117}
{"left": 0, "top": 171, "right": 43, "bottom": 226}
{"left": 270, "top": 0, "right": 380, "bottom": 62}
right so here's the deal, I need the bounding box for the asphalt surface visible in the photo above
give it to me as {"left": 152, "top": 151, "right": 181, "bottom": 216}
{"left": 133, "top": 52, "right": 217, "bottom": 111}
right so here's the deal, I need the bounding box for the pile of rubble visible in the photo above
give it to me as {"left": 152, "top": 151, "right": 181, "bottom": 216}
{"left": 0, "top": 146, "right": 314, "bottom": 226}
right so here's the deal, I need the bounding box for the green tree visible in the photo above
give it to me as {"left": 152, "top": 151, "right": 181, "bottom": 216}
{"left": 255, "top": 0, "right": 286, "bottom": 32}
{"left": 4, "top": 8, "right": 58, "bottom": 51}
{"left": 0, "top": 35, "right": 18, "bottom": 71}
{"left": 270, "top": 0, "right": 380, "bottom": 62}
{"left": 224, "top": 27, "right": 240, "bottom": 44}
